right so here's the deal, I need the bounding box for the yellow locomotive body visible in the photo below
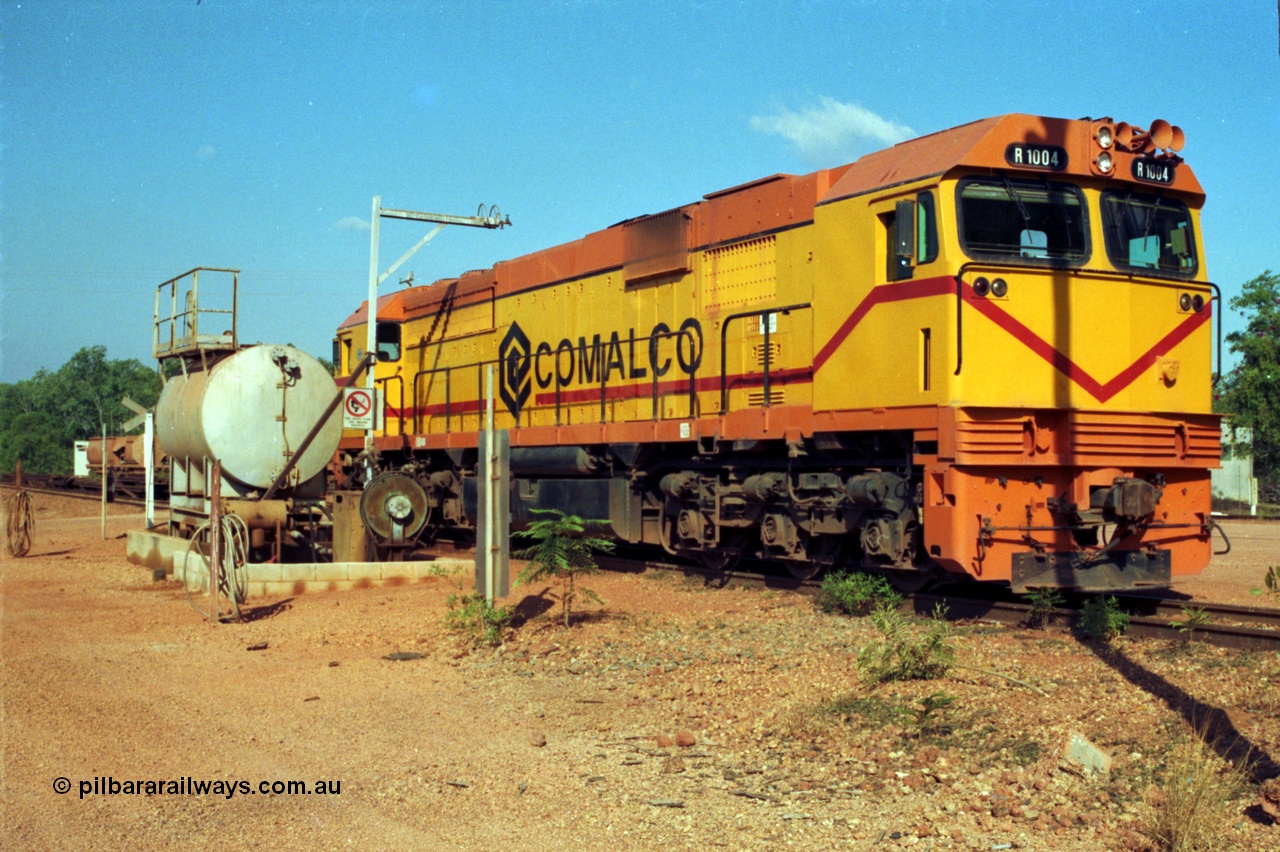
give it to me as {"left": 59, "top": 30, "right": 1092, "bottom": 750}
{"left": 336, "top": 114, "right": 1220, "bottom": 591}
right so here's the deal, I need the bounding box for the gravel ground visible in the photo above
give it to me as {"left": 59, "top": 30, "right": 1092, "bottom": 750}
{"left": 2, "top": 491, "right": 1278, "bottom": 850}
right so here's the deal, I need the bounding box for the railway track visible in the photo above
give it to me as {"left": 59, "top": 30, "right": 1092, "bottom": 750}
{"left": 913, "top": 591, "right": 1280, "bottom": 653}
{"left": 1, "top": 471, "right": 167, "bottom": 504}
{"left": 0, "top": 480, "right": 161, "bottom": 511}
{"left": 601, "top": 552, "right": 1280, "bottom": 653}
{"left": 3, "top": 494, "right": 1276, "bottom": 650}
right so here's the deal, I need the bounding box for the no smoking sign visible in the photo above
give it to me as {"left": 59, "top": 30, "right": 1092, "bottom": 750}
{"left": 342, "top": 387, "right": 382, "bottom": 430}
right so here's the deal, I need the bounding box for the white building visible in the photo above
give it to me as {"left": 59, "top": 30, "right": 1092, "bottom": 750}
{"left": 1211, "top": 422, "right": 1257, "bottom": 514}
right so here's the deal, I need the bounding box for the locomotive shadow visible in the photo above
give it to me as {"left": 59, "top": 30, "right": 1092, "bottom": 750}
{"left": 1086, "top": 640, "right": 1279, "bottom": 792}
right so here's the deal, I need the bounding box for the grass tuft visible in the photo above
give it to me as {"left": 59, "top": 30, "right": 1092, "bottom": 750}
{"left": 1137, "top": 729, "right": 1249, "bottom": 852}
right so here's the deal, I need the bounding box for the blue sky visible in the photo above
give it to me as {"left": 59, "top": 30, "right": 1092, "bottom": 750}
{"left": 2, "top": 0, "right": 1277, "bottom": 383}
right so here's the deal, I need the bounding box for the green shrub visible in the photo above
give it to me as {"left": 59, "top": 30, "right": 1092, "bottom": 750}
{"left": 815, "top": 571, "right": 901, "bottom": 616}
{"left": 857, "top": 603, "right": 954, "bottom": 682}
{"left": 514, "top": 509, "right": 614, "bottom": 627}
{"left": 444, "top": 593, "right": 514, "bottom": 647}
{"left": 1078, "top": 595, "right": 1129, "bottom": 641}
{"left": 1265, "top": 565, "right": 1280, "bottom": 598}
{"left": 1171, "top": 605, "right": 1211, "bottom": 640}
{"left": 1022, "top": 586, "right": 1065, "bottom": 629}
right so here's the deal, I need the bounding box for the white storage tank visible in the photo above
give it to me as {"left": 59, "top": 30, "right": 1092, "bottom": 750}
{"left": 156, "top": 345, "right": 342, "bottom": 491}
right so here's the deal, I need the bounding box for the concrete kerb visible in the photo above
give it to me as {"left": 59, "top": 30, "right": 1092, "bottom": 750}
{"left": 125, "top": 529, "right": 473, "bottom": 598}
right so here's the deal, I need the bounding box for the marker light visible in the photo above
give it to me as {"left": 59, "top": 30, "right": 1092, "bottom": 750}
{"left": 1179, "top": 293, "right": 1192, "bottom": 311}
{"left": 991, "top": 278, "right": 1008, "bottom": 298}
{"left": 973, "top": 277, "right": 991, "bottom": 297}
{"left": 1096, "top": 152, "right": 1113, "bottom": 174}
{"left": 1192, "top": 295, "right": 1205, "bottom": 313}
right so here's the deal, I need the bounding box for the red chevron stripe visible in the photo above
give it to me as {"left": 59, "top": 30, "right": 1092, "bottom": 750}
{"left": 812, "top": 277, "right": 953, "bottom": 370}
{"left": 813, "top": 276, "right": 1212, "bottom": 404}
{"left": 960, "top": 283, "right": 1212, "bottom": 403}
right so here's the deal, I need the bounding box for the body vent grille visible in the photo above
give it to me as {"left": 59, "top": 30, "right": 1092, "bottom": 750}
{"left": 747, "top": 390, "right": 786, "bottom": 407}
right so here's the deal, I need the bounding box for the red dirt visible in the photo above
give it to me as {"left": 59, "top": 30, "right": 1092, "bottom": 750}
{"left": 2, "top": 491, "right": 1277, "bottom": 850}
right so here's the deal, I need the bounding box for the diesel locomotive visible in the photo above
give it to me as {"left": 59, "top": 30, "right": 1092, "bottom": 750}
{"left": 333, "top": 113, "right": 1222, "bottom": 592}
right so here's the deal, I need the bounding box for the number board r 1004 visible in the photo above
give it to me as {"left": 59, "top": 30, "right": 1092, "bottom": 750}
{"left": 1131, "top": 158, "right": 1175, "bottom": 185}
{"left": 1004, "top": 143, "right": 1067, "bottom": 171}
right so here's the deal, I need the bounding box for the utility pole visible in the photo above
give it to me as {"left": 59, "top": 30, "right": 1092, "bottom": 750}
{"left": 364, "top": 199, "right": 509, "bottom": 451}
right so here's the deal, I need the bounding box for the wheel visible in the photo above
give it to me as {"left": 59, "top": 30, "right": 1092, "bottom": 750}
{"left": 785, "top": 561, "right": 822, "bottom": 581}
{"left": 882, "top": 568, "right": 935, "bottom": 594}
{"left": 697, "top": 549, "right": 742, "bottom": 573}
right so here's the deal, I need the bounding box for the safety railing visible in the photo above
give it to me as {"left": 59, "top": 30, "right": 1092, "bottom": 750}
{"left": 952, "top": 262, "right": 1221, "bottom": 383}
{"left": 153, "top": 267, "right": 239, "bottom": 361}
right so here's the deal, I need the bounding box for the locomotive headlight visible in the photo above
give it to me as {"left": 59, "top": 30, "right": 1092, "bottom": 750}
{"left": 1096, "top": 152, "right": 1113, "bottom": 173}
{"left": 1192, "top": 294, "right": 1205, "bottom": 313}
{"left": 973, "top": 277, "right": 991, "bottom": 297}
{"left": 991, "top": 278, "right": 1008, "bottom": 298}
{"left": 1096, "top": 125, "right": 1113, "bottom": 149}
{"left": 1179, "top": 293, "right": 1192, "bottom": 311}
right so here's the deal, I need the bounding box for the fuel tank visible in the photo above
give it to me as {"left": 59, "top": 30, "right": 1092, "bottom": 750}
{"left": 156, "top": 345, "right": 341, "bottom": 491}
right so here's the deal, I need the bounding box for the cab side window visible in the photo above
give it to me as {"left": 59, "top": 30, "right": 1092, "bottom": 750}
{"left": 376, "top": 322, "right": 401, "bottom": 362}
{"left": 886, "top": 191, "right": 938, "bottom": 281}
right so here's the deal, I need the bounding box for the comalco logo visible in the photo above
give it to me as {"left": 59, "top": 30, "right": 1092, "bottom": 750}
{"left": 498, "top": 321, "right": 533, "bottom": 419}
{"left": 496, "top": 317, "right": 704, "bottom": 420}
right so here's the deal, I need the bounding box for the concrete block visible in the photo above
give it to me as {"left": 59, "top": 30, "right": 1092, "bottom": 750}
{"left": 126, "top": 529, "right": 198, "bottom": 574}
{"left": 311, "top": 562, "right": 351, "bottom": 582}
{"left": 274, "top": 562, "right": 320, "bottom": 583}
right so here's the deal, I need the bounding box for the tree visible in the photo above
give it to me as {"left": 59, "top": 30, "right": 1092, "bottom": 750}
{"left": 1218, "top": 271, "right": 1280, "bottom": 481}
{"left": 0, "top": 347, "right": 163, "bottom": 474}
{"left": 513, "top": 509, "right": 614, "bottom": 627}
{"left": 0, "top": 411, "right": 71, "bottom": 474}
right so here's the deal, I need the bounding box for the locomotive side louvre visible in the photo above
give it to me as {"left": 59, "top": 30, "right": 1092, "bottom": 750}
{"left": 335, "top": 113, "right": 1221, "bottom": 591}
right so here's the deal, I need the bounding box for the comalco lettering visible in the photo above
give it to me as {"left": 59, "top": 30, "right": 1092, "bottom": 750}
{"left": 500, "top": 318, "right": 703, "bottom": 418}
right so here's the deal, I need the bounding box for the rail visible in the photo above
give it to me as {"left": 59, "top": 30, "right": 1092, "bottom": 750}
{"left": 718, "top": 303, "right": 811, "bottom": 414}
{"left": 409, "top": 327, "right": 700, "bottom": 433}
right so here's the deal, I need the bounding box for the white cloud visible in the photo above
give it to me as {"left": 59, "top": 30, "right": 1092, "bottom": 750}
{"left": 335, "top": 216, "right": 370, "bottom": 232}
{"left": 750, "top": 97, "right": 915, "bottom": 164}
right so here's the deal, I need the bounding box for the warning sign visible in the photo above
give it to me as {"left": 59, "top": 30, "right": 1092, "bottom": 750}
{"left": 342, "top": 387, "right": 382, "bottom": 430}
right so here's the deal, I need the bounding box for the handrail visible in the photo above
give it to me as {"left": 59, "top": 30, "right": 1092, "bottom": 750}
{"left": 1205, "top": 281, "right": 1223, "bottom": 387}
{"left": 718, "top": 303, "right": 810, "bottom": 414}
{"left": 153, "top": 267, "right": 239, "bottom": 361}
{"left": 953, "top": 262, "right": 1220, "bottom": 381}
{"left": 375, "top": 375, "right": 405, "bottom": 436}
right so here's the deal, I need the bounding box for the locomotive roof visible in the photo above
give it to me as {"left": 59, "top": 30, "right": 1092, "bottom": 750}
{"left": 339, "top": 113, "right": 1202, "bottom": 330}
{"left": 818, "top": 112, "right": 1203, "bottom": 204}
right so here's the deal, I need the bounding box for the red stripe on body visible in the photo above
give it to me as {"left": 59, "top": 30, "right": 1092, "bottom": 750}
{"left": 387, "top": 276, "right": 1211, "bottom": 425}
